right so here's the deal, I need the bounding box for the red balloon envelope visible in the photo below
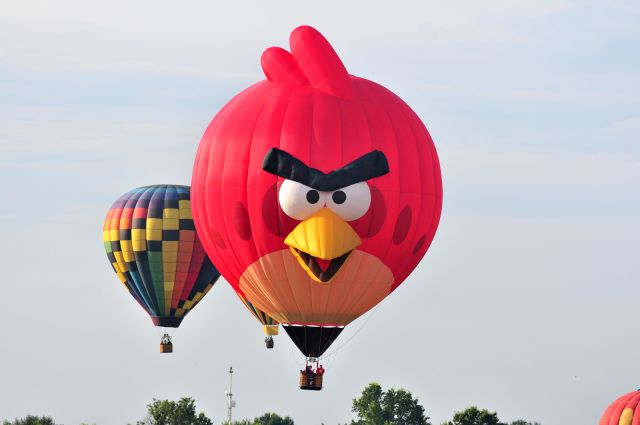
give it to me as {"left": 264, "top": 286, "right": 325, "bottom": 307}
{"left": 192, "top": 25, "right": 442, "bottom": 358}
{"left": 599, "top": 390, "right": 640, "bottom": 425}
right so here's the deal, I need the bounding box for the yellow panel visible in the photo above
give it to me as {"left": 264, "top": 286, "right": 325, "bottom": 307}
{"left": 109, "top": 229, "right": 119, "bottom": 241}
{"left": 131, "top": 229, "right": 146, "bottom": 241}
{"left": 113, "top": 251, "right": 125, "bottom": 264}
{"left": 179, "top": 203, "right": 192, "bottom": 219}
{"left": 115, "top": 261, "right": 129, "bottom": 273}
{"left": 114, "top": 269, "right": 127, "bottom": 283}
{"left": 146, "top": 229, "right": 162, "bottom": 241}
{"left": 263, "top": 325, "right": 279, "bottom": 336}
{"left": 163, "top": 241, "right": 179, "bottom": 253}
{"left": 178, "top": 200, "right": 191, "bottom": 209}
{"left": 163, "top": 218, "right": 179, "bottom": 230}
{"left": 120, "top": 240, "right": 133, "bottom": 252}
{"left": 102, "top": 230, "right": 111, "bottom": 242}
{"left": 164, "top": 295, "right": 172, "bottom": 315}
{"left": 147, "top": 218, "right": 163, "bottom": 231}
{"left": 122, "top": 250, "right": 135, "bottom": 262}
{"left": 163, "top": 208, "right": 179, "bottom": 219}
{"left": 619, "top": 408, "right": 633, "bottom": 425}
{"left": 132, "top": 239, "right": 147, "bottom": 251}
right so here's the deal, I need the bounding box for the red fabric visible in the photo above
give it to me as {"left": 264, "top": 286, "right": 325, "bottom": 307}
{"left": 192, "top": 25, "right": 442, "bottom": 327}
{"left": 599, "top": 390, "right": 640, "bottom": 425}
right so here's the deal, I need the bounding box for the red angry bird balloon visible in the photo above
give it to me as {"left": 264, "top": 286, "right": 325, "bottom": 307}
{"left": 192, "top": 26, "right": 442, "bottom": 358}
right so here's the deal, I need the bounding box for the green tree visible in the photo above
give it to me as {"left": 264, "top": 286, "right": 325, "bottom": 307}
{"left": 510, "top": 421, "right": 540, "bottom": 425}
{"left": 2, "top": 416, "right": 57, "bottom": 425}
{"left": 136, "top": 397, "right": 212, "bottom": 425}
{"left": 251, "top": 413, "right": 295, "bottom": 425}
{"left": 441, "top": 406, "right": 505, "bottom": 425}
{"left": 226, "top": 413, "right": 295, "bottom": 425}
{"left": 349, "top": 382, "right": 431, "bottom": 425}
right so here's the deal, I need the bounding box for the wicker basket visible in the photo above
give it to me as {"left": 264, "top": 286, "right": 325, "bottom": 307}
{"left": 160, "top": 342, "right": 173, "bottom": 353}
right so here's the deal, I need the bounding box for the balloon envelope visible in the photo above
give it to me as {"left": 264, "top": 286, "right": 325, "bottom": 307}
{"left": 599, "top": 390, "right": 640, "bottom": 425}
{"left": 104, "top": 185, "right": 219, "bottom": 327}
{"left": 192, "top": 26, "right": 442, "bottom": 357}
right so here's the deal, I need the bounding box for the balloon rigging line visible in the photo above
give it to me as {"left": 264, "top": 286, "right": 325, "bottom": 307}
{"left": 321, "top": 304, "right": 380, "bottom": 361}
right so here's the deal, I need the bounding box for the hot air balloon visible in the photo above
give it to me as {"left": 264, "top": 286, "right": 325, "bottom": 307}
{"left": 191, "top": 26, "right": 442, "bottom": 388}
{"left": 600, "top": 389, "right": 640, "bottom": 425}
{"left": 103, "top": 185, "right": 220, "bottom": 352}
{"left": 238, "top": 295, "right": 279, "bottom": 349}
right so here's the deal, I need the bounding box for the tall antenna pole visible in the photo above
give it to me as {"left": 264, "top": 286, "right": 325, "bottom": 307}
{"left": 226, "top": 366, "right": 234, "bottom": 424}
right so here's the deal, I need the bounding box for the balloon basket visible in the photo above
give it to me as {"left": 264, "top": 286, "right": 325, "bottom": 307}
{"left": 160, "top": 341, "right": 173, "bottom": 353}
{"left": 299, "top": 371, "right": 323, "bottom": 390}
{"left": 265, "top": 336, "right": 274, "bottom": 349}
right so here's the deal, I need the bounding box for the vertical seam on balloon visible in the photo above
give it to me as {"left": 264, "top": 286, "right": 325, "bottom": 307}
{"left": 276, "top": 90, "right": 313, "bottom": 324}
{"left": 360, "top": 81, "right": 399, "bottom": 296}
{"left": 150, "top": 187, "right": 166, "bottom": 316}
{"left": 262, "top": 85, "right": 297, "bottom": 328}
{"left": 242, "top": 89, "right": 289, "bottom": 327}
{"left": 162, "top": 185, "right": 177, "bottom": 316}
{"left": 386, "top": 94, "right": 423, "bottom": 284}
{"left": 173, "top": 186, "right": 193, "bottom": 310}
{"left": 109, "top": 192, "right": 152, "bottom": 314}
{"left": 125, "top": 189, "right": 156, "bottom": 315}
{"left": 135, "top": 186, "right": 161, "bottom": 316}
{"left": 176, "top": 189, "right": 200, "bottom": 317}
{"left": 207, "top": 95, "right": 249, "bottom": 295}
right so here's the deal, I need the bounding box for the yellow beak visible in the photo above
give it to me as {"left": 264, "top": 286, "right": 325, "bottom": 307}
{"left": 284, "top": 208, "right": 361, "bottom": 283}
{"left": 285, "top": 207, "right": 361, "bottom": 259}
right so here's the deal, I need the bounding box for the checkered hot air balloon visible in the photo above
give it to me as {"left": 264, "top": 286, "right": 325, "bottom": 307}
{"left": 103, "top": 184, "right": 278, "bottom": 352}
{"left": 103, "top": 185, "right": 219, "bottom": 352}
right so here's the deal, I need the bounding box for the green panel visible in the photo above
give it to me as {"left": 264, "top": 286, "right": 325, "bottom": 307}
{"left": 147, "top": 251, "right": 165, "bottom": 314}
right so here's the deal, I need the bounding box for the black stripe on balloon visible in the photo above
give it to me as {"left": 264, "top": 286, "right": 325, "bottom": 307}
{"left": 184, "top": 258, "right": 220, "bottom": 314}
{"left": 147, "top": 241, "right": 162, "bottom": 251}
{"left": 132, "top": 218, "right": 146, "bottom": 229}
{"left": 147, "top": 208, "right": 163, "bottom": 218}
{"left": 179, "top": 220, "right": 195, "bottom": 230}
{"left": 162, "top": 230, "right": 179, "bottom": 241}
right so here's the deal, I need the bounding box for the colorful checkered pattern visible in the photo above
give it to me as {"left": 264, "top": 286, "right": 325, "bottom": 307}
{"left": 103, "top": 185, "right": 220, "bottom": 327}
{"left": 239, "top": 295, "right": 279, "bottom": 328}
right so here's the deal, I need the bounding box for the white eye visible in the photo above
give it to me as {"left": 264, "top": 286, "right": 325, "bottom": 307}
{"left": 278, "top": 179, "right": 326, "bottom": 220}
{"left": 326, "top": 182, "right": 371, "bottom": 221}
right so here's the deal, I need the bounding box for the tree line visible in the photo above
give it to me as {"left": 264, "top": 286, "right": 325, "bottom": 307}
{"left": 2, "top": 383, "right": 540, "bottom": 425}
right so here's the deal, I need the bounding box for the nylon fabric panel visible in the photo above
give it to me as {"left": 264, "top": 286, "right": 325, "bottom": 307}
{"left": 220, "top": 83, "right": 273, "bottom": 281}
{"left": 238, "top": 294, "right": 279, "bottom": 327}
{"left": 599, "top": 391, "right": 640, "bottom": 425}
{"left": 191, "top": 26, "right": 442, "bottom": 354}
{"left": 103, "top": 185, "right": 220, "bottom": 327}
{"left": 193, "top": 91, "right": 250, "bottom": 294}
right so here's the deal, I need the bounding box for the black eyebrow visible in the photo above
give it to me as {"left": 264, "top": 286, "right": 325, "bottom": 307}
{"left": 262, "top": 148, "right": 389, "bottom": 191}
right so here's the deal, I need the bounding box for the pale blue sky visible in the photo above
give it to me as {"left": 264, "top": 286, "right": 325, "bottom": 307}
{"left": 1, "top": 1, "right": 639, "bottom": 424}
